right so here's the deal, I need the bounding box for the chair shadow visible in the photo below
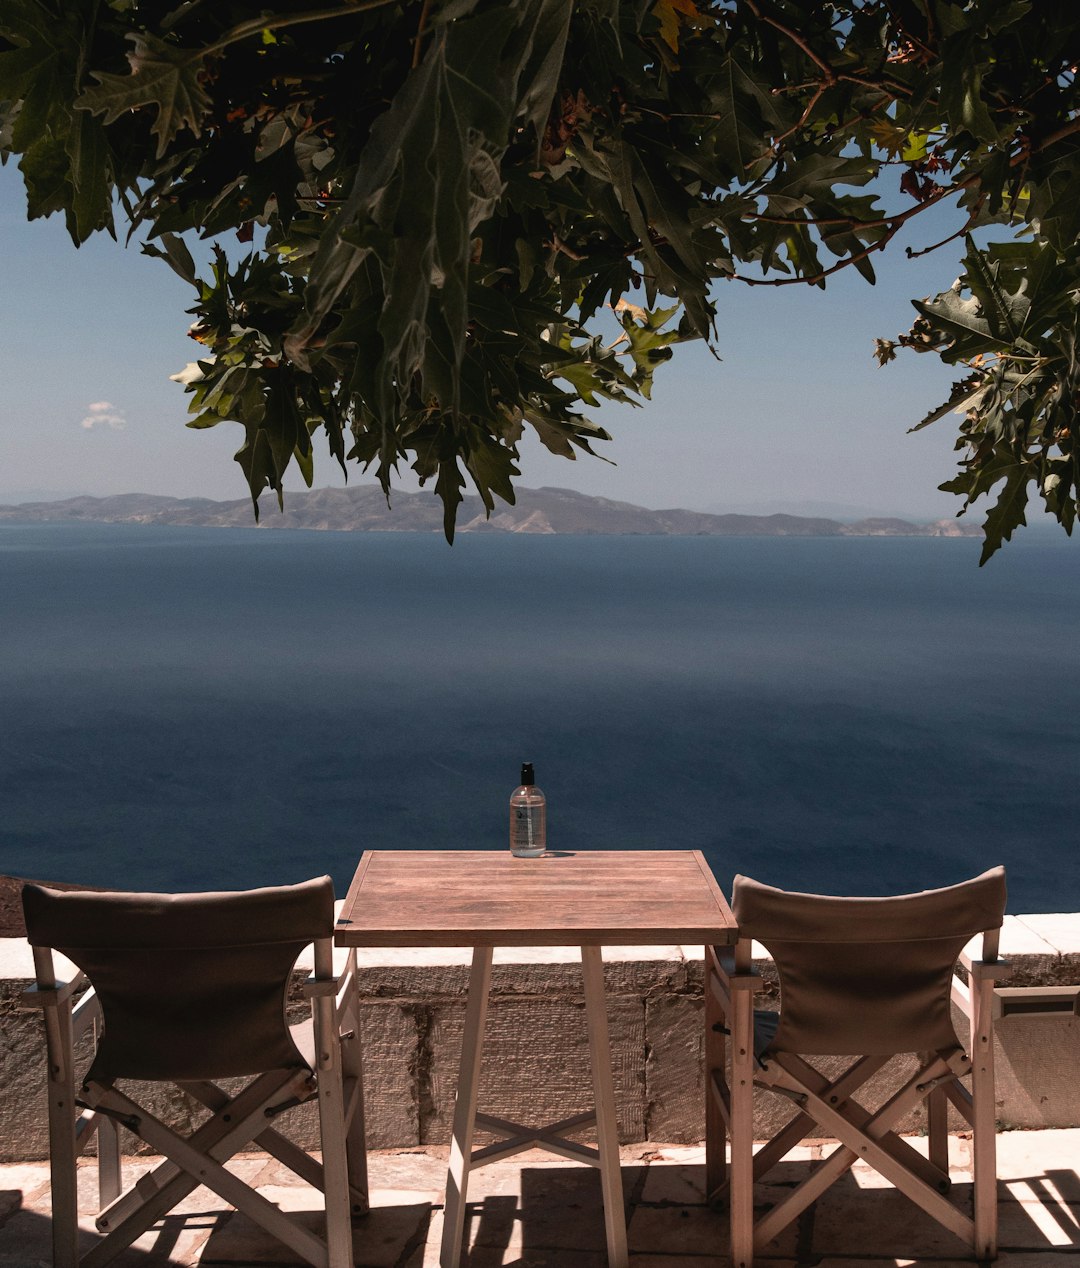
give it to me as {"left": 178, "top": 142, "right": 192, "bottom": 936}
{"left": 0, "top": 1188, "right": 435, "bottom": 1266}
{"left": 0, "top": 1191, "right": 223, "bottom": 1265}
{"left": 457, "top": 1156, "right": 1080, "bottom": 1266}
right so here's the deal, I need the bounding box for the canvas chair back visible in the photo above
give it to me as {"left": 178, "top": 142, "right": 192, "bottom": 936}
{"left": 731, "top": 865, "right": 1007, "bottom": 1056}
{"left": 22, "top": 875, "right": 334, "bottom": 1082}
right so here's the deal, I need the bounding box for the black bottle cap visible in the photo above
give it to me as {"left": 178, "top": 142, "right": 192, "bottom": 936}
{"left": 520, "top": 762, "right": 535, "bottom": 786}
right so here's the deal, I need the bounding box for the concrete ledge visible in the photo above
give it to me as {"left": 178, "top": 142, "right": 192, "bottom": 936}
{"left": 4, "top": 913, "right": 1080, "bottom": 1162}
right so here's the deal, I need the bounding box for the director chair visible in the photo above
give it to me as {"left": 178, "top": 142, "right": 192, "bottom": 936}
{"left": 706, "top": 866, "right": 1009, "bottom": 1267}
{"left": 22, "top": 875, "right": 367, "bottom": 1268}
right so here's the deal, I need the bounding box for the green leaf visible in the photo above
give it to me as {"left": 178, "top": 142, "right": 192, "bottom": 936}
{"left": 912, "top": 289, "right": 993, "bottom": 356}
{"left": 76, "top": 32, "right": 210, "bottom": 158}
{"left": 713, "top": 55, "right": 784, "bottom": 179}
{"left": 142, "top": 232, "right": 197, "bottom": 286}
{"left": 977, "top": 453, "right": 1030, "bottom": 565}
{"left": 67, "top": 107, "right": 112, "bottom": 241}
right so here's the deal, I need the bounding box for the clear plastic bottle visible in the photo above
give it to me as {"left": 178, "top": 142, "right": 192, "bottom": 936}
{"left": 509, "top": 762, "right": 547, "bottom": 857}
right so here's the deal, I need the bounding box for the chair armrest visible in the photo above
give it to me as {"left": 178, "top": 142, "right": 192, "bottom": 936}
{"left": 958, "top": 950, "right": 1013, "bottom": 982}
{"left": 711, "top": 946, "right": 763, "bottom": 990}
{"left": 303, "top": 975, "right": 339, "bottom": 998}
{"left": 20, "top": 972, "right": 89, "bottom": 1010}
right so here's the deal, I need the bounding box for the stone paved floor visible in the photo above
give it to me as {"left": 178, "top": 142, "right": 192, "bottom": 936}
{"left": 2, "top": 1131, "right": 1079, "bottom": 1266}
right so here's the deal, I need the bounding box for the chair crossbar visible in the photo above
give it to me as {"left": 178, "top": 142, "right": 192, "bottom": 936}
{"left": 73, "top": 1108, "right": 101, "bottom": 1156}
{"left": 746, "top": 1054, "right": 889, "bottom": 1183}
{"left": 89, "top": 1071, "right": 302, "bottom": 1236}
{"left": 179, "top": 1079, "right": 332, "bottom": 1196}
{"left": 709, "top": 1068, "right": 731, "bottom": 1128}
{"left": 86, "top": 1070, "right": 329, "bottom": 1268}
{"left": 470, "top": 1110, "right": 601, "bottom": 1167}
{"left": 761, "top": 1059, "right": 975, "bottom": 1247}
{"left": 707, "top": 966, "right": 732, "bottom": 1018}
{"left": 749, "top": 1053, "right": 950, "bottom": 1247}
{"left": 767, "top": 1052, "right": 961, "bottom": 1192}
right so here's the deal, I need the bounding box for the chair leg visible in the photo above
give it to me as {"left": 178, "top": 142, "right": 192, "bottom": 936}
{"left": 42, "top": 994, "right": 80, "bottom": 1268}
{"left": 581, "top": 945, "right": 629, "bottom": 1268}
{"left": 705, "top": 946, "right": 728, "bottom": 1205}
{"left": 926, "top": 1079, "right": 949, "bottom": 1182}
{"left": 97, "top": 1114, "right": 122, "bottom": 1209}
{"left": 440, "top": 945, "right": 493, "bottom": 1268}
{"left": 340, "top": 950, "right": 370, "bottom": 1214}
{"left": 312, "top": 940, "right": 358, "bottom": 1268}
{"left": 315, "top": 1042, "right": 354, "bottom": 1268}
{"left": 729, "top": 980, "right": 755, "bottom": 1268}
{"left": 970, "top": 973, "right": 998, "bottom": 1259}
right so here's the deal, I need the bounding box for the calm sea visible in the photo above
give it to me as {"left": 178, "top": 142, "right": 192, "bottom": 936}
{"left": 1, "top": 522, "right": 1077, "bottom": 912}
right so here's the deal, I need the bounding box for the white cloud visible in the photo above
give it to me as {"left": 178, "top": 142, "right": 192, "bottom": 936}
{"left": 80, "top": 401, "right": 127, "bottom": 431}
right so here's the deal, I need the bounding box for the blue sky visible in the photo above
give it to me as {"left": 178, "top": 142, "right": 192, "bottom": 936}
{"left": 0, "top": 160, "right": 984, "bottom": 518}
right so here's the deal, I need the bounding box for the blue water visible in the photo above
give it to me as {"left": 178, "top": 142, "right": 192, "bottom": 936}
{"left": 1, "top": 522, "right": 1077, "bottom": 912}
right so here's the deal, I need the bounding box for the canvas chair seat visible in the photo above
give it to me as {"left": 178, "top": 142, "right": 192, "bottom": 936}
{"left": 21, "top": 876, "right": 368, "bottom": 1268}
{"left": 705, "top": 866, "right": 1009, "bottom": 1268}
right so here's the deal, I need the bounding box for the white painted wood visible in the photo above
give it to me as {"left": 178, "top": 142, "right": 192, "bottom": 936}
{"left": 440, "top": 945, "right": 493, "bottom": 1268}
{"left": 581, "top": 945, "right": 629, "bottom": 1268}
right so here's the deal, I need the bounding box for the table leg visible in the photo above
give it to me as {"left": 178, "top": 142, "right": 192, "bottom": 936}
{"left": 441, "top": 945, "right": 493, "bottom": 1268}
{"left": 580, "top": 945, "right": 629, "bottom": 1268}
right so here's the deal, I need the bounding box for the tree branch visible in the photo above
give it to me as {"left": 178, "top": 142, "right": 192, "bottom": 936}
{"left": 203, "top": 0, "right": 399, "bottom": 58}
{"left": 412, "top": 0, "right": 433, "bottom": 69}
{"left": 741, "top": 0, "right": 836, "bottom": 84}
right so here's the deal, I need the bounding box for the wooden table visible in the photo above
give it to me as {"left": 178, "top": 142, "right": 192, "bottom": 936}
{"left": 336, "top": 849, "right": 737, "bottom": 1268}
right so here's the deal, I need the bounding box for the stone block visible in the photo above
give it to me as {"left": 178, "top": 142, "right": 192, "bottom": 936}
{"left": 422, "top": 995, "right": 646, "bottom": 1144}
{"left": 356, "top": 1001, "right": 422, "bottom": 1147}
{"left": 644, "top": 993, "right": 704, "bottom": 1142}
{"left": 996, "top": 1015, "right": 1080, "bottom": 1130}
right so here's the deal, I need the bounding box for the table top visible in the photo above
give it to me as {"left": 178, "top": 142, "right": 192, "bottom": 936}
{"left": 335, "top": 849, "right": 737, "bottom": 947}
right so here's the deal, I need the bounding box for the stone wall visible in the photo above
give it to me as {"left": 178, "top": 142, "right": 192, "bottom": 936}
{"left": 3, "top": 911, "right": 1080, "bottom": 1162}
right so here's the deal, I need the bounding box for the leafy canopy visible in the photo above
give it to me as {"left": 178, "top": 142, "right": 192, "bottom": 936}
{"left": 2, "top": 0, "right": 1078, "bottom": 557}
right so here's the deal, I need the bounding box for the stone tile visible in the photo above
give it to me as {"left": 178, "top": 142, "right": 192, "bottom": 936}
{"left": 804, "top": 1177, "right": 975, "bottom": 1259}
{"left": 998, "top": 1252, "right": 1080, "bottom": 1262}
{"left": 0, "top": 1162, "right": 51, "bottom": 1208}
{"left": 847, "top": 1133, "right": 973, "bottom": 1189}
{"left": 639, "top": 1161, "right": 711, "bottom": 1206}
{"left": 813, "top": 1261, "right": 974, "bottom": 1267}
{"left": 630, "top": 1257, "right": 733, "bottom": 1268}
{"left": 412, "top": 1203, "right": 610, "bottom": 1268}
{"left": 0, "top": 1201, "right": 221, "bottom": 1266}
{"left": 365, "top": 1146, "right": 451, "bottom": 1196}
{"left": 466, "top": 1168, "right": 607, "bottom": 1252}
{"left": 998, "top": 1190, "right": 1080, "bottom": 1249}
{"left": 1001, "top": 1173, "right": 1080, "bottom": 1214}
{"left": 637, "top": 1148, "right": 818, "bottom": 1207}
{"left": 1013, "top": 915, "right": 1080, "bottom": 957}
{"left": 628, "top": 1201, "right": 740, "bottom": 1258}
{"left": 199, "top": 1184, "right": 433, "bottom": 1266}
{"left": 997, "top": 1256, "right": 1080, "bottom": 1267}
{"left": 0, "top": 1207, "right": 53, "bottom": 1267}
{"left": 991, "top": 917, "right": 1060, "bottom": 959}
{"left": 441, "top": 1250, "right": 608, "bottom": 1268}
{"left": 997, "top": 1129, "right": 1080, "bottom": 1186}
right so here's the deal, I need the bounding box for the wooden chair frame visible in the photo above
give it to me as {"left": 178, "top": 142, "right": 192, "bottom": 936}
{"left": 706, "top": 915, "right": 1010, "bottom": 1267}
{"left": 23, "top": 932, "right": 367, "bottom": 1268}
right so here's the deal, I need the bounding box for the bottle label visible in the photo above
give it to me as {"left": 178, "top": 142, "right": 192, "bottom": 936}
{"left": 511, "top": 805, "right": 543, "bottom": 855}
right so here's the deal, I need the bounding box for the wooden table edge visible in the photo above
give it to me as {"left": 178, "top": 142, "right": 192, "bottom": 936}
{"left": 334, "top": 848, "right": 739, "bottom": 948}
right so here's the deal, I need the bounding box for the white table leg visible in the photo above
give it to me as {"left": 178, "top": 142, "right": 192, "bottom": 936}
{"left": 441, "top": 945, "right": 493, "bottom": 1268}
{"left": 581, "top": 945, "right": 629, "bottom": 1268}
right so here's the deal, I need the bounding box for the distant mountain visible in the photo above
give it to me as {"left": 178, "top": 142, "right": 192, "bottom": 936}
{"left": 0, "top": 485, "right": 980, "bottom": 538}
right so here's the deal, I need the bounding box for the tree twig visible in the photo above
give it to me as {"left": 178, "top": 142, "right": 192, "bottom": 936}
{"left": 741, "top": 0, "right": 835, "bottom": 84}
{"left": 203, "top": 0, "right": 398, "bottom": 58}
{"left": 412, "top": 0, "right": 433, "bottom": 69}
